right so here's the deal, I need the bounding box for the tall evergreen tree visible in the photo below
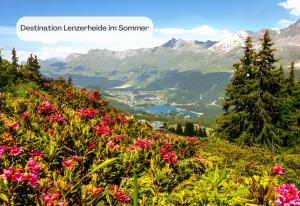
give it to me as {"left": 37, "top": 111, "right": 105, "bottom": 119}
{"left": 216, "top": 31, "right": 287, "bottom": 149}
{"left": 176, "top": 123, "right": 183, "bottom": 135}
{"left": 287, "top": 62, "right": 295, "bottom": 95}
{"left": 184, "top": 122, "right": 195, "bottom": 136}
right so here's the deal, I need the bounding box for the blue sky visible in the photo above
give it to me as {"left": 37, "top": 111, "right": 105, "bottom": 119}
{"left": 0, "top": 0, "right": 300, "bottom": 59}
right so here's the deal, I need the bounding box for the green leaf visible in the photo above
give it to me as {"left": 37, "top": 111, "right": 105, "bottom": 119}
{"left": 0, "top": 193, "right": 9, "bottom": 202}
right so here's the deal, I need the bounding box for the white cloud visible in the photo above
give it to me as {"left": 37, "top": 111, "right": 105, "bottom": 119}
{"left": 155, "top": 25, "right": 231, "bottom": 41}
{"left": 278, "top": 19, "right": 296, "bottom": 28}
{"left": 279, "top": 0, "right": 300, "bottom": 16}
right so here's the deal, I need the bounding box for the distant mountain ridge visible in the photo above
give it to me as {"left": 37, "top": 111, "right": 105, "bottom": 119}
{"left": 40, "top": 20, "right": 300, "bottom": 117}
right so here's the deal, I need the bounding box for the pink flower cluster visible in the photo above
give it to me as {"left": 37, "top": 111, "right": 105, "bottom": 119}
{"left": 37, "top": 101, "right": 56, "bottom": 114}
{"left": 0, "top": 166, "right": 39, "bottom": 187}
{"left": 114, "top": 191, "right": 131, "bottom": 203}
{"left": 42, "top": 192, "right": 64, "bottom": 206}
{"left": 62, "top": 156, "right": 79, "bottom": 169}
{"left": 89, "top": 90, "right": 100, "bottom": 101}
{"left": 273, "top": 164, "right": 284, "bottom": 176}
{"left": 93, "top": 122, "right": 113, "bottom": 136}
{"left": 49, "top": 113, "right": 67, "bottom": 124}
{"left": 21, "top": 112, "right": 30, "bottom": 120}
{"left": 76, "top": 107, "right": 97, "bottom": 118}
{"left": 160, "top": 141, "right": 177, "bottom": 164}
{"left": 0, "top": 145, "right": 24, "bottom": 158}
{"left": 186, "top": 136, "right": 198, "bottom": 144}
{"left": 274, "top": 184, "right": 300, "bottom": 206}
{"left": 130, "top": 138, "right": 152, "bottom": 152}
{"left": 106, "top": 135, "right": 123, "bottom": 150}
{"left": 5, "top": 120, "right": 20, "bottom": 129}
{"left": 31, "top": 150, "right": 44, "bottom": 158}
{"left": 27, "top": 158, "right": 41, "bottom": 174}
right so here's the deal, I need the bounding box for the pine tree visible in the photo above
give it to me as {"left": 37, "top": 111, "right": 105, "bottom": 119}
{"left": 287, "top": 62, "right": 295, "bottom": 95}
{"left": 11, "top": 48, "right": 18, "bottom": 71}
{"left": 184, "top": 122, "right": 195, "bottom": 136}
{"left": 216, "top": 31, "right": 288, "bottom": 149}
{"left": 254, "top": 30, "right": 286, "bottom": 148}
{"left": 24, "top": 54, "right": 42, "bottom": 83}
{"left": 216, "top": 36, "right": 257, "bottom": 143}
{"left": 176, "top": 123, "right": 183, "bottom": 135}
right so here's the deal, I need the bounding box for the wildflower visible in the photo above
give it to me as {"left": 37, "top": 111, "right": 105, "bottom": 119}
{"left": 5, "top": 120, "right": 20, "bottom": 129}
{"left": 273, "top": 164, "right": 284, "bottom": 176}
{"left": 163, "top": 141, "right": 174, "bottom": 151}
{"left": 89, "top": 90, "right": 100, "bottom": 101}
{"left": 42, "top": 192, "right": 61, "bottom": 205}
{"left": 161, "top": 152, "right": 177, "bottom": 164}
{"left": 186, "top": 136, "right": 198, "bottom": 144}
{"left": 114, "top": 191, "right": 131, "bottom": 203}
{"left": 65, "top": 88, "right": 73, "bottom": 97}
{"left": 274, "top": 183, "right": 300, "bottom": 206}
{"left": 92, "top": 123, "right": 113, "bottom": 136}
{"left": 87, "top": 141, "right": 97, "bottom": 150}
{"left": 62, "top": 156, "right": 79, "bottom": 169}
{"left": 21, "top": 112, "right": 29, "bottom": 120}
{"left": 27, "top": 158, "right": 41, "bottom": 174}
{"left": 25, "top": 173, "right": 38, "bottom": 187}
{"left": 76, "top": 108, "right": 97, "bottom": 118}
{"left": 0, "top": 145, "right": 8, "bottom": 158}
{"left": 1, "top": 167, "right": 24, "bottom": 182}
{"left": 12, "top": 173, "right": 26, "bottom": 183}
{"left": 9, "top": 145, "right": 24, "bottom": 156}
{"left": 130, "top": 138, "right": 152, "bottom": 152}
{"left": 31, "top": 150, "right": 44, "bottom": 158}
{"left": 43, "top": 82, "right": 49, "bottom": 87}
{"left": 88, "top": 186, "right": 104, "bottom": 196}
{"left": 49, "top": 113, "right": 67, "bottom": 124}
{"left": 37, "top": 101, "right": 56, "bottom": 114}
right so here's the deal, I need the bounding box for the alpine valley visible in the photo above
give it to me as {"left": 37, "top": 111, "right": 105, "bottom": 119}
{"left": 40, "top": 20, "right": 300, "bottom": 118}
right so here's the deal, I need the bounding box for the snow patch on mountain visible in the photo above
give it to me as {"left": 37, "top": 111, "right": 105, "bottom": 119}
{"left": 210, "top": 31, "right": 249, "bottom": 53}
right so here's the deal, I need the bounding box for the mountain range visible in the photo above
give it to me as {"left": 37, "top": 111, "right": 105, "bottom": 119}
{"left": 40, "top": 20, "right": 300, "bottom": 118}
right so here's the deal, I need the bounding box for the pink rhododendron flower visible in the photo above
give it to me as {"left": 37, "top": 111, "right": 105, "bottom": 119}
{"left": 130, "top": 138, "right": 152, "bottom": 152}
{"left": 25, "top": 173, "right": 38, "bottom": 187}
{"left": 0, "top": 145, "right": 8, "bottom": 158}
{"left": 92, "top": 123, "right": 113, "bottom": 136}
{"left": 1, "top": 167, "right": 23, "bottom": 182}
{"left": 21, "top": 112, "right": 29, "bottom": 120}
{"left": 186, "top": 136, "right": 198, "bottom": 144}
{"left": 49, "top": 113, "right": 67, "bottom": 124}
{"left": 161, "top": 151, "right": 177, "bottom": 164}
{"left": 62, "top": 156, "right": 79, "bottom": 169}
{"left": 89, "top": 90, "right": 100, "bottom": 101}
{"left": 31, "top": 150, "right": 44, "bottom": 158}
{"left": 274, "top": 183, "right": 300, "bottom": 206}
{"left": 12, "top": 173, "right": 26, "bottom": 183}
{"left": 273, "top": 164, "right": 284, "bottom": 176}
{"left": 163, "top": 141, "right": 174, "bottom": 151}
{"left": 5, "top": 121, "right": 20, "bottom": 129}
{"left": 9, "top": 145, "right": 24, "bottom": 156}
{"left": 114, "top": 191, "right": 131, "bottom": 203}
{"left": 65, "top": 88, "right": 73, "bottom": 97}
{"left": 76, "top": 108, "right": 97, "bottom": 118}
{"left": 37, "top": 101, "right": 56, "bottom": 114}
{"left": 42, "top": 191, "right": 61, "bottom": 205}
{"left": 27, "top": 158, "right": 41, "bottom": 174}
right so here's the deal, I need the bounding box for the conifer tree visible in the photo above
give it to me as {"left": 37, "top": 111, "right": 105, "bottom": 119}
{"left": 176, "top": 123, "right": 183, "bottom": 135}
{"left": 11, "top": 48, "right": 18, "bottom": 70}
{"left": 216, "top": 31, "right": 287, "bottom": 148}
{"left": 287, "top": 62, "right": 295, "bottom": 95}
{"left": 184, "top": 122, "right": 195, "bottom": 136}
